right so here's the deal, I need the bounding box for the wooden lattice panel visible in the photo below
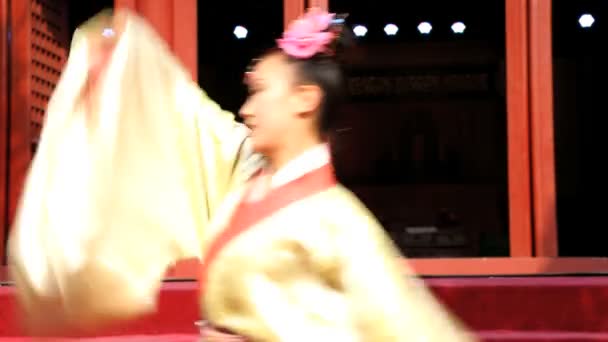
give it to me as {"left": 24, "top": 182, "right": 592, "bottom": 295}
{"left": 30, "top": 0, "right": 68, "bottom": 145}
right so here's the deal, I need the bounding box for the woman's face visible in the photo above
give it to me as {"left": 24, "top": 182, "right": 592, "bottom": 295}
{"left": 239, "top": 53, "right": 299, "bottom": 154}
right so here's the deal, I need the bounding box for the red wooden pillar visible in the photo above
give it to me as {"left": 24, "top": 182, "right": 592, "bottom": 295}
{"left": 505, "top": 0, "right": 533, "bottom": 256}
{"left": 114, "top": 0, "right": 197, "bottom": 81}
{"left": 307, "top": 0, "right": 328, "bottom": 10}
{"left": 284, "top": 0, "right": 305, "bottom": 29}
{"left": 8, "top": 0, "right": 33, "bottom": 239}
{"left": 114, "top": 0, "right": 136, "bottom": 11}
{"left": 136, "top": 0, "right": 174, "bottom": 46}
{"left": 529, "top": 0, "right": 557, "bottom": 256}
{"left": 172, "top": 0, "right": 197, "bottom": 81}
{"left": 0, "top": 0, "right": 8, "bottom": 262}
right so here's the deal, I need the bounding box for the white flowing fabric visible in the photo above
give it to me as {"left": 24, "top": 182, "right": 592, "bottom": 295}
{"left": 9, "top": 10, "right": 258, "bottom": 332}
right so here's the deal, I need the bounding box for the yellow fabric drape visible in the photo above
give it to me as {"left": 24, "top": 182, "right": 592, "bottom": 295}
{"left": 8, "top": 10, "right": 257, "bottom": 331}
{"left": 200, "top": 185, "right": 476, "bottom": 342}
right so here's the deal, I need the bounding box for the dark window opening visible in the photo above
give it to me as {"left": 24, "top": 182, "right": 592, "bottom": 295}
{"left": 553, "top": 0, "right": 607, "bottom": 256}
{"left": 329, "top": 0, "right": 508, "bottom": 257}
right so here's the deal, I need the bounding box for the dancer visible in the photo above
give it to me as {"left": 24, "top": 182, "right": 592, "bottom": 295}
{"left": 10, "top": 8, "right": 475, "bottom": 341}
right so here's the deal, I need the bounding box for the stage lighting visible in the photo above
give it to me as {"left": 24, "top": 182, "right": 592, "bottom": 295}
{"left": 451, "top": 22, "right": 466, "bottom": 34}
{"left": 579, "top": 14, "right": 595, "bottom": 28}
{"left": 417, "top": 22, "right": 432, "bottom": 34}
{"left": 384, "top": 23, "right": 399, "bottom": 36}
{"left": 233, "top": 25, "right": 248, "bottom": 39}
{"left": 353, "top": 25, "right": 368, "bottom": 37}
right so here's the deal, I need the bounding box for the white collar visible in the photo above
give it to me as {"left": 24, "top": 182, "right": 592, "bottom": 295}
{"left": 268, "top": 143, "right": 331, "bottom": 188}
{"left": 246, "top": 144, "right": 330, "bottom": 202}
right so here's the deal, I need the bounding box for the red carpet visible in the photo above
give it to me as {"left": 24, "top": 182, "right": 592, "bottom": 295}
{"left": 0, "top": 336, "right": 199, "bottom": 341}
{"left": 2, "top": 277, "right": 608, "bottom": 341}
{"left": 0, "top": 283, "right": 200, "bottom": 338}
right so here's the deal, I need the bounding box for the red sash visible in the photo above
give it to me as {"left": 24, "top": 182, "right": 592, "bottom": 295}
{"left": 199, "top": 163, "right": 337, "bottom": 297}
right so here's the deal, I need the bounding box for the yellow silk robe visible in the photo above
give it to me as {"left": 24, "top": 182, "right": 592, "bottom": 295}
{"left": 201, "top": 146, "right": 474, "bottom": 341}
{"left": 9, "top": 10, "right": 475, "bottom": 341}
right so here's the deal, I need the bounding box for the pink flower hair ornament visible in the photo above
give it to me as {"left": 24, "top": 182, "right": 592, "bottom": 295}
{"left": 277, "top": 8, "right": 342, "bottom": 59}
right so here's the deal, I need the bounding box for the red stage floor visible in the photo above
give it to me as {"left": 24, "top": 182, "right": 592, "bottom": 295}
{"left": 2, "top": 333, "right": 607, "bottom": 342}
{"left": 2, "top": 277, "right": 608, "bottom": 341}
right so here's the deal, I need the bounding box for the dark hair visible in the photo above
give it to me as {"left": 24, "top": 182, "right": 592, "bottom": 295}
{"left": 285, "top": 53, "right": 344, "bottom": 134}
{"left": 252, "top": 19, "right": 352, "bottom": 134}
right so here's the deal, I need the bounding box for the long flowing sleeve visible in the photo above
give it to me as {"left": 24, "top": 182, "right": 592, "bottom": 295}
{"left": 335, "top": 194, "right": 477, "bottom": 341}
{"left": 8, "top": 10, "right": 260, "bottom": 332}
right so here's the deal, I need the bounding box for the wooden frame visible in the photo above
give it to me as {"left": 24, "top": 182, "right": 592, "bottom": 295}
{"left": 505, "top": 0, "right": 533, "bottom": 257}
{"left": 529, "top": 0, "right": 558, "bottom": 257}
{"left": 163, "top": 257, "right": 608, "bottom": 279}
{"left": 307, "top": 0, "right": 328, "bottom": 10}
{"left": 284, "top": 0, "right": 305, "bottom": 28}
{"left": 307, "top": 0, "right": 600, "bottom": 274}
{"left": 0, "top": 0, "right": 8, "bottom": 264}
{"left": 8, "top": 0, "right": 32, "bottom": 238}
{"left": 137, "top": 0, "right": 174, "bottom": 46}
{"left": 172, "top": 0, "right": 197, "bottom": 81}
{"left": 1, "top": 0, "right": 605, "bottom": 277}
{"left": 409, "top": 0, "right": 599, "bottom": 274}
{"left": 409, "top": 258, "right": 608, "bottom": 276}
{"left": 114, "top": 0, "right": 136, "bottom": 10}
{"left": 410, "top": 0, "right": 602, "bottom": 274}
